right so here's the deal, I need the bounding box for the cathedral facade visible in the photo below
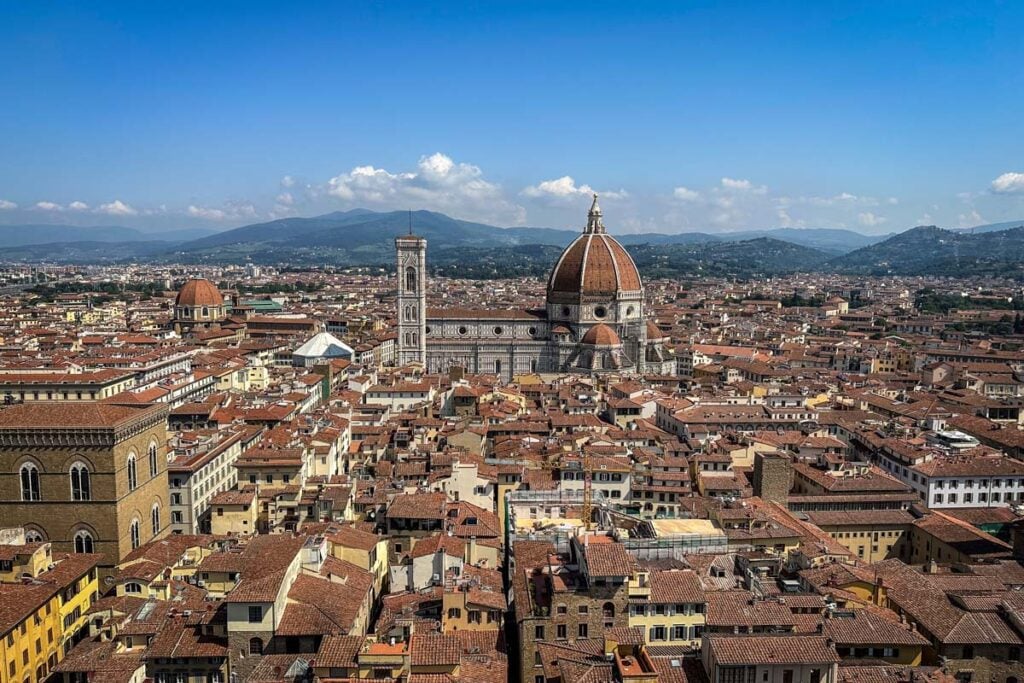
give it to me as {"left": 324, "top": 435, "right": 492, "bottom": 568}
{"left": 396, "top": 196, "right": 673, "bottom": 380}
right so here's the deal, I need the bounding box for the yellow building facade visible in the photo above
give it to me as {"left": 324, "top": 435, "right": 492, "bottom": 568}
{"left": 0, "top": 543, "right": 100, "bottom": 683}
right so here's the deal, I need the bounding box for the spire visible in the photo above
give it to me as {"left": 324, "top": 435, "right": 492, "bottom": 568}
{"left": 585, "top": 193, "right": 605, "bottom": 234}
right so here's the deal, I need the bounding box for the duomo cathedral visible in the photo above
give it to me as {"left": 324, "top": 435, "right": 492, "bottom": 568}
{"left": 396, "top": 195, "right": 673, "bottom": 380}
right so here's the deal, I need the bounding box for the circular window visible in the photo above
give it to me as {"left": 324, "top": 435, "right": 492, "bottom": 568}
{"left": 528, "top": 326, "right": 537, "bottom": 336}
{"left": 561, "top": 306, "right": 571, "bottom": 317}
{"left": 594, "top": 306, "right": 607, "bottom": 318}
{"left": 458, "top": 326, "right": 467, "bottom": 336}
{"left": 493, "top": 326, "right": 503, "bottom": 335}
{"left": 626, "top": 306, "right": 635, "bottom": 316}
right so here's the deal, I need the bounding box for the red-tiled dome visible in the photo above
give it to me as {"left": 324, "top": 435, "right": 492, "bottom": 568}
{"left": 175, "top": 278, "right": 223, "bottom": 308}
{"left": 581, "top": 323, "right": 621, "bottom": 346}
{"left": 646, "top": 321, "right": 666, "bottom": 339}
{"left": 547, "top": 196, "right": 642, "bottom": 302}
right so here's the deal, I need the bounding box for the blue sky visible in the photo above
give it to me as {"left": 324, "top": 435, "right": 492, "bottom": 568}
{"left": 1, "top": 1, "right": 1023, "bottom": 234}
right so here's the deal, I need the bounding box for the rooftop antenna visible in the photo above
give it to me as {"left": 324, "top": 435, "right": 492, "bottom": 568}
{"left": 408, "top": 209, "right": 413, "bottom": 236}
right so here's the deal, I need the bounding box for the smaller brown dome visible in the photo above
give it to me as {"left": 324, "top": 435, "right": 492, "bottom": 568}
{"left": 175, "top": 278, "right": 223, "bottom": 308}
{"left": 646, "top": 321, "right": 666, "bottom": 340}
{"left": 581, "top": 323, "right": 621, "bottom": 346}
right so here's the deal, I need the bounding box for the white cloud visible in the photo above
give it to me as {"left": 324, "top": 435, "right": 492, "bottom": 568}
{"left": 776, "top": 208, "right": 804, "bottom": 228}
{"left": 720, "top": 177, "right": 767, "bottom": 195}
{"left": 188, "top": 205, "right": 227, "bottom": 220}
{"left": 141, "top": 204, "right": 169, "bottom": 216}
{"left": 187, "top": 201, "right": 258, "bottom": 222}
{"left": 806, "top": 192, "right": 856, "bottom": 205}
{"left": 521, "top": 175, "right": 628, "bottom": 201}
{"left": 992, "top": 172, "right": 1024, "bottom": 194}
{"left": 276, "top": 192, "right": 294, "bottom": 206}
{"left": 522, "top": 176, "right": 589, "bottom": 198}
{"left": 958, "top": 209, "right": 984, "bottom": 228}
{"left": 35, "top": 201, "right": 62, "bottom": 211}
{"left": 672, "top": 186, "right": 701, "bottom": 202}
{"left": 326, "top": 152, "right": 525, "bottom": 224}
{"left": 858, "top": 212, "right": 886, "bottom": 227}
{"left": 280, "top": 175, "right": 296, "bottom": 188}
{"left": 0, "top": 199, "right": 16, "bottom": 210}
{"left": 269, "top": 204, "right": 297, "bottom": 219}
{"left": 781, "top": 192, "right": 865, "bottom": 208}
{"left": 68, "top": 201, "right": 89, "bottom": 211}
{"left": 98, "top": 199, "right": 138, "bottom": 216}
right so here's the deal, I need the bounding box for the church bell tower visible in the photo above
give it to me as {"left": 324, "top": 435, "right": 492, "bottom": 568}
{"left": 396, "top": 233, "right": 427, "bottom": 367}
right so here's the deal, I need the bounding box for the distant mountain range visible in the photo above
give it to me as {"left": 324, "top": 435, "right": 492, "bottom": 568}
{"left": 2, "top": 211, "right": 1024, "bottom": 278}
{"left": 0, "top": 224, "right": 216, "bottom": 249}
{"left": 173, "top": 209, "right": 884, "bottom": 256}
{"left": 829, "top": 225, "right": 1024, "bottom": 276}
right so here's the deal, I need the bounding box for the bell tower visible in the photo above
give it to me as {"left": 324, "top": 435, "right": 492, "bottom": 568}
{"left": 396, "top": 232, "right": 427, "bottom": 367}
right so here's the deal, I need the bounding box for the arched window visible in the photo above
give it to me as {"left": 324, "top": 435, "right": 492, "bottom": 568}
{"left": 24, "top": 530, "right": 44, "bottom": 543}
{"left": 20, "top": 463, "right": 40, "bottom": 501}
{"left": 248, "top": 638, "right": 263, "bottom": 655}
{"left": 130, "top": 518, "right": 141, "bottom": 550}
{"left": 70, "top": 462, "right": 91, "bottom": 501}
{"left": 148, "top": 442, "right": 158, "bottom": 477}
{"left": 127, "top": 454, "right": 138, "bottom": 491}
{"left": 151, "top": 503, "right": 161, "bottom": 536}
{"left": 123, "top": 582, "right": 142, "bottom": 594}
{"left": 73, "top": 530, "right": 94, "bottom": 554}
{"left": 405, "top": 266, "right": 417, "bottom": 292}
{"left": 494, "top": 359, "right": 502, "bottom": 375}
{"left": 201, "top": 306, "right": 209, "bottom": 318}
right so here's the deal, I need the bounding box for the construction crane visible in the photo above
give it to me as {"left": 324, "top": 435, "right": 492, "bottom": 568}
{"left": 533, "top": 453, "right": 595, "bottom": 529}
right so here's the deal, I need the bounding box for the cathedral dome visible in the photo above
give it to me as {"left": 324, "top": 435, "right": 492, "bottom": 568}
{"left": 581, "top": 323, "right": 621, "bottom": 346}
{"left": 547, "top": 195, "right": 642, "bottom": 303}
{"left": 646, "top": 321, "right": 666, "bottom": 340}
{"left": 175, "top": 278, "right": 224, "bottom": 308}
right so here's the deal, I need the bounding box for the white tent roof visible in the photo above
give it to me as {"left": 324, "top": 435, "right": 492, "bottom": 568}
{"left": 293, "top": 331, "right": 354, "bottom": 359}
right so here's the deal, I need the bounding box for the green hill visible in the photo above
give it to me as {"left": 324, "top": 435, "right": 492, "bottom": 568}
{"left": 831, "top": 225, "right": 1024, "bottom": 276}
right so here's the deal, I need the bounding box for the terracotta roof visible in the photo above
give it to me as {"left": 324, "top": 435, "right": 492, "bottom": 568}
{"left": 175, "top": 278, "right": 223, "bottom": 307}
{"left": 548, "top": 231, "right": 642, "bottom": 298}
{"left": 315, "top": 634, "right": 363, "bottom": 668}
{"left": 646, "top": 320, "right": 667, "bottom": 339}
{"left": 410, "top": 633, "right": 461, "bottom": 667}
{"left": 387, "top": 492, "right": 447, "bottom": 520}
{"left": 708, "top": 634, "right": 840, "bottom": 665}
{"left": 0, "top": 401, "right": 164, "bottom": 428}
{"left": 823, "top": 610, "right": 930, "bottom": 646}
{"left": 581, "top": 323, "right": 621, "bottom": 346}
{"left": 706, "top": 591, "right": 795, "bottom": 628}
{"left": 581, "top": 539, "right": 636, "bottom": 577}
{"left": 649, "top": 569, "right": 704, "bottom": 604}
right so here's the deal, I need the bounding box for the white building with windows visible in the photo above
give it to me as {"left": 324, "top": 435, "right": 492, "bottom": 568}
{"left": 911, "top": 455, "right": 1024, "bottom": 509}
{"left": 168, "top": 430, "right": 246, "bottom": 534}
{"left": 875, "top": 439, "right": 1024, "bottom": 508}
